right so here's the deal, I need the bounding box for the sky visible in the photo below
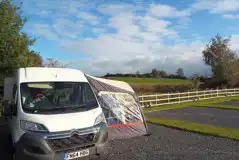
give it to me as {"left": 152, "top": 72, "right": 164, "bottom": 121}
{"left": 19, "top": 0, "right": 239, "bottom": 76}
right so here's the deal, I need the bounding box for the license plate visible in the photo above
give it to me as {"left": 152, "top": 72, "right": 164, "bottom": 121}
{"left": 65, "top": 149, "right": 89, "bottom": 160}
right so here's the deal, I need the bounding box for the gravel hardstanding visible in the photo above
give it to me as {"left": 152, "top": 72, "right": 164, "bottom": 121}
{"left": 147, "top": 106, "right": 239, "bottom": 129}
{"left": 99, "top": 123, "right": 239, "bottom": 160}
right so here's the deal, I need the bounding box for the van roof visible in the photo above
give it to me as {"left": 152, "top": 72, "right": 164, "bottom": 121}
{"left": 17, "top": 67, "right": 88, "bottom": 83}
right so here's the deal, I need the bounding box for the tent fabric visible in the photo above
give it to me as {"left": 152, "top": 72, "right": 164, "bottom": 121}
{"left": 85, "top": 74, "right": 148, "bottom": 140}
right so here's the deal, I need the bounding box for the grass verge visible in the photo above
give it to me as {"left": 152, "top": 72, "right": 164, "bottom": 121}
{"left": 143, "top": 96, "right": 239, "bottom": 113}
{"left": 147, "top": 117, "right": 239, "bottom": 140}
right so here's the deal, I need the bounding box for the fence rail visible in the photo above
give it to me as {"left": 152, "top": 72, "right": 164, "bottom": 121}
{"left": 138, "top": 88, "right": 239, "bottom": 108}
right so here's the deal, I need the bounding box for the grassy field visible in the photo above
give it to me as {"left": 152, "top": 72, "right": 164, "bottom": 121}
{"left": 106, "top": 77, "right": 195, "bottom": 94}
{"left": 145, "top": 96, "right": 239, "bottom": 140}
{"left": 105, "top": 77, "right": 193, "bottom": 85}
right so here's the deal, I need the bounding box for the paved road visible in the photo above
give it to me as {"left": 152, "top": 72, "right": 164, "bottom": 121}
{"left": 1, "top": 121, "right": 239, "bottom": 160}
{"left": 214, "top": 100, "right": 239, "bottom": 106}
{"left": 148, "top": 106, "right": 239, "bottom": 129}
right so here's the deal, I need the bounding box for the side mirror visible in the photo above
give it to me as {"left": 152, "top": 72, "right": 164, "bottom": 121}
{"left": 1, "top": 100, "right": 13, "bottom": 117}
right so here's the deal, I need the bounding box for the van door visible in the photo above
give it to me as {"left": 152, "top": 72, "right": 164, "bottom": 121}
{"left": 8, "top": 84, "right": 18, "bottom": 144}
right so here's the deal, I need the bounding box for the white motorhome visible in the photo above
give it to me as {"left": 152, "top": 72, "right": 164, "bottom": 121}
{"left": 2, "top": 67, "right": 109, "bottom": 160}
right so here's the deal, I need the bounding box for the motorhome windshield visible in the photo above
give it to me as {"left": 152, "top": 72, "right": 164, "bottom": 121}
{"left": 20, "top": 82, "right": 98, "bottom": 114}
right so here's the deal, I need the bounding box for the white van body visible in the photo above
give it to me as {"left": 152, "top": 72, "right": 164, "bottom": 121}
{"left": 3, "top": 67, "right": 109, "bottom": 160}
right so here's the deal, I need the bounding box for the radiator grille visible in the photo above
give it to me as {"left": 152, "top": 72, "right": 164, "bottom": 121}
{"left": 47, "top": 133, "right": 96, "bottom": 151}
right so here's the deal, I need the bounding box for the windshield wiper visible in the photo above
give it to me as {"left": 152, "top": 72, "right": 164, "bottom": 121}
{"left": 63, "top": 100, "right": 98, "bottom": 110}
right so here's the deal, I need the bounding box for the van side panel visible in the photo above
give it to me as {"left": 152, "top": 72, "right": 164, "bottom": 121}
{"left": 3, "top": 77, "right": 15, "bottom": 100}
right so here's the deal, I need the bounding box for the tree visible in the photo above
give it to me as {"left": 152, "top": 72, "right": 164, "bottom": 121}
{"left": 42, "top": 58, "right": 71, "bottom": 68}
{"left": 176, "top": 68, "right": 184, "bottom": 77}
{"left": 158, "top": 70, "right": 167, "bottom": 78}
{"left": 227, "top": 58, "right": 239, "bottom": 86}
{"left": 202, "top": 34, "right": 237, "bottom": 85}
{"left": 151, "top": 68, "right": 159, "bottom": 77}
{"left": 191, "top": 74, "right": 200, "bottom": 91}
{"left": 0, "top": 0, "right": 42, "bottom": 78}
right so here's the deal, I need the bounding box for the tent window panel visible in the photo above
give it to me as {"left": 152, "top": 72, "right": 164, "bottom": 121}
{"left": 98, "top": 92, "right": 143, "bottom": 126}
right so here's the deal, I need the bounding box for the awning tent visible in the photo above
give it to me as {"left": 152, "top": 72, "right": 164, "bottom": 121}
{"left": 84, "top": 74, "right": 149, "bottom": 140}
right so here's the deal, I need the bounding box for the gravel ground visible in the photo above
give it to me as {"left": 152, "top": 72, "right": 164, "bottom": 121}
{"left": 147, "top": 107, "right": 239, "bottom": 129}
{"left": 1, "top": 119, "right": 239, "bottom": 160}
{"left": 214, "top": 100, "right": 239, "bottom": 106}
{"left": 99, "top": 123, "right": 239, "bottom": 160}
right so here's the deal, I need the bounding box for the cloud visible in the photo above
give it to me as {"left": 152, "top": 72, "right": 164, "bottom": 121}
{"left": 32, "top": 23, "right": 58, "bottom": 40}
{"left": 92, "top": 28, "right": 107, "bottom": 34}
{"left": 97, "top": 3, "right": 136, "bottom": 15}
{"left": 52, "top": 18, "right": 83, "bottom": 38}
{"left": 138, "top": 16, "right": 179, "bottom": 40}
{"left": 230, "top": 34, "right": 239, "bottom": 53}
{"left": 222, "top": 14, "right": 239, "bottom": 19}
{"left": 191, "top": 0, "right": 239, "bottom": 13}
{"left": 149, "top": 4, "right": 191, "bottom": 18}
{"left": 139, "top": 16, "right": 171, "bottom": 33}
{"left": 77, "top": 12, "right": 100, "bottom": 25}
{"left": 29, "top": 1, "right": 205, "bottom": 76}
{"left": 69, "top": 53, "right": 210, "bottom": 77}
{"left": 175, "top": 17, "right": 192, "bottom": 29}
{"left": 59, "top": 32, "right": 208, "bottom": 76}
{"left": 35, "top": 10, "right": 50, "bottom": 16}
{"left": 26, "top": 0, "right": 237, "bottom": 76}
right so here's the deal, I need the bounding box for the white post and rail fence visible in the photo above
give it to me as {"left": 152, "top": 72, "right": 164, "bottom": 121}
{"left": 138, "top": 88, "right": 239, "bottom": 108}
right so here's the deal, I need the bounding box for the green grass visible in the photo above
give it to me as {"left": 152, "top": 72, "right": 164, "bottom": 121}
{"left": 105, "top": 77, "right": 193, "bottom": 84}
{"left": 143, "top": 96, "right": 239, "bottom": 113}
{"left": 147, "top": 117, "right": 239, "bottom": 140}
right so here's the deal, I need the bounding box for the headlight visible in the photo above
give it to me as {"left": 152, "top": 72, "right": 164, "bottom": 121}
{"left": 94, "top": 112, "right": 105, "bottom": 125}
{"left": 20, "top": 120, "right": 48, "bottom": 132}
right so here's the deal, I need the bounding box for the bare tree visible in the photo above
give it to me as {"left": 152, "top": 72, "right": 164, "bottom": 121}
{"left": 42, "top": 58, "right": 72, "bottom": 68}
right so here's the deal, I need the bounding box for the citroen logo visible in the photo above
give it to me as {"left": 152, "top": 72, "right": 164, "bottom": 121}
{"left": 70, "top": 129, "right": 79, "bottom": 135}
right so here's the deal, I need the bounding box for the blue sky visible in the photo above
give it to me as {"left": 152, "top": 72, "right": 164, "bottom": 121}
{"left": 19, "top": 0, "right": 239, "bottom": 76}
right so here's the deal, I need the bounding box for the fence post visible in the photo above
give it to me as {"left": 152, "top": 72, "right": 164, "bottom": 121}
{"left": 179, "top": 93, "right": 180, "bottom": 103}
{"left": 196, "top": 90, "right": 198, "bottom": 100}
{"left": 226, "top": 88, "right": 227, "bottom": 96}
{"left": 168, "top": 92, "right": 169, "bottom": 104}
{"left": 217, "top": 89, "right": 218, "bottom": 97}
{"left": 156, "top": 93, "right": 157, "bottom": 105}
{"left": 142, "top": 95, "right": 144, "bottom": 107}
{"left": 188, "top": 91, "right": 189, "bottom": 101}
{"left": 234, "top": 88, "right": 236, "bottom": 95}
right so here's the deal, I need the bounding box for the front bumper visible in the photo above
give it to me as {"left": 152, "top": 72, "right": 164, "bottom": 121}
{"left": 15, "top": 122, "right": 109, "bottom": 160}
